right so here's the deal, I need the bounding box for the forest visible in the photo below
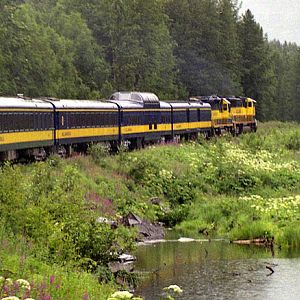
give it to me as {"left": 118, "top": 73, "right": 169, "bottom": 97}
{"left": 0, "top": 0, "right": 299, "bottom": 122}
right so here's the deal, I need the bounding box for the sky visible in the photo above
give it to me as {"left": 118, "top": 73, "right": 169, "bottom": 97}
{"left": 240, "top": 0, "right": 300, "bottom": 45}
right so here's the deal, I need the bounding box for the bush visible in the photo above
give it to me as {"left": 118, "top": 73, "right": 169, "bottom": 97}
{"left": 229, "top": 220, "right": 276, "bottom": 241}
{"left": 88, "top": 143, "right": 110, "bottom": 167}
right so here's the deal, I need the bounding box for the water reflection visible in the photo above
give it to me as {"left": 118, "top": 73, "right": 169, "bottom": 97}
{"left": 135, "top": 240, "right": 300, "bottom": 299}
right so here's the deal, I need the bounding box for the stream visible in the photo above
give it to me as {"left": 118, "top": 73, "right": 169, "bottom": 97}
{"left": 134, "top": 239, "right": 300, "bottom": 299}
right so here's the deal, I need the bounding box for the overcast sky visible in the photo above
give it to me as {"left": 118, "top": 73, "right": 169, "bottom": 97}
{"left": 240, "top": 0, "right": 300, "bottom": 45}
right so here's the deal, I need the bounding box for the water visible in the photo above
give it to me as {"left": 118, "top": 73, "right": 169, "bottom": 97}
{"left": 134, "top": 239, "right": 300, "bottom": 300}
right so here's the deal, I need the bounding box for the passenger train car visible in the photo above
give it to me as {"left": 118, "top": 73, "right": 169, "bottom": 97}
{"left": 0, "top": 92, "right": 256, "bottom": 161}
{"left": 0, "top": 97, "right": 55, "bottom": 160}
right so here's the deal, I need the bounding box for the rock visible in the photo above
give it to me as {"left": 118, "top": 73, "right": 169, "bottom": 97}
{"left": 122, "top": 212, "right": 143, "bottom": 227}
{"left": 108, "top": 261, "right": 134, "bottom": 273}
{"left": 150, "top": 197, "right": 161, "bottom": 205}
{"left": 96, "top": 216, "right": 118, "bottom": 229}
{"left": 122, "top": 212, "right": 165, "bottom": 241}
{"left": 118, "top": 253, "right": 136, "bottom": 262}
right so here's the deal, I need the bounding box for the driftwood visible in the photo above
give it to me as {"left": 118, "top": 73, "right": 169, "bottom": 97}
{"left": 266, "top": 265, "right": 275, "bottom": 276}
{"left": 232, "top": 238, "right": 274, "bottom": 246}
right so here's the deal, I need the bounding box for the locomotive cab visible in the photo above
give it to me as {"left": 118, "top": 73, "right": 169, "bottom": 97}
{"left": 194, "top": 96, "right": 233, "bottom": 135}
{"left": 227, "top": 96, "right": 257, "bottom": 134}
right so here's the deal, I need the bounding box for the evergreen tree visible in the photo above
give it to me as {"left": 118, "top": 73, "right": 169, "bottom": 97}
{"left": 292, "top": 49, "right": 300, "bottom": 121}
{"left": 238, "top": 10, "right": 276, "bottom": 120}
{"left": 165, "top": 0, "right": 242, "bottom": 97}
{"left": 63, "top": 0, "right": 176, "bottom": 98}
{"left": 216, "top": 0, "right": 242, "bottom": 95}
{"left": 269, "top": 41, "right": 298, "bottom": 121}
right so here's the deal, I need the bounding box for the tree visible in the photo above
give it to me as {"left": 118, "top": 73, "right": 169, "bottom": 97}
{"left": 292, "top": 49, "right": 300, "bottom": 121}
{"left": 238, "top": 10, "right": 276, "bottom": 120}
{"left": 63, "top": 0, "right": 176, "bottom": 98}
{"left": 269, "top": 41, "right": 298, "bottom": 121}
{"left": 216, "top": 0, "right": 242, "bottom": 95}
{"left": 165, "top": 0, "right": 242, "bottom": 97}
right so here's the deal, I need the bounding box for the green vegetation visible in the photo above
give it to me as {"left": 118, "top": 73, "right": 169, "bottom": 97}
{"left": 1, "top": 122, "right": 300, "bottom": 298}
{"left": 0, "top": 1, "right": 300, "bottom": 121}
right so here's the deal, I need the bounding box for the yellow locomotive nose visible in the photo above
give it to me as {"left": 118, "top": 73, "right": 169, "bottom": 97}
{"left": 228, "top": 97, "right": 257, "bottom": 134}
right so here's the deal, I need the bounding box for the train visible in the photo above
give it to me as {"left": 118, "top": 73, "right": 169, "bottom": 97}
{"left": 0, "top": 92, "right": 256, "bottom": 161}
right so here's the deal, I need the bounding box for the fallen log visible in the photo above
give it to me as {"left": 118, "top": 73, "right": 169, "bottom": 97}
{"left": 232, "top": 238, "right": 273, "bottom": 246}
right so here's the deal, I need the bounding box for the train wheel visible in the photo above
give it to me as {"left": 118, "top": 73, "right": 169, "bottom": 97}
{"left": 238, "top": 124, "right": 243, "bottom": 135}
{"left": 57, "top": 146, "right": 67, "bottom": 158}
{"left": 231, "top": 125, "right": 237, "bottom": 136}
{"left": 214, "top": 128, "right": 221, "bottom": 136}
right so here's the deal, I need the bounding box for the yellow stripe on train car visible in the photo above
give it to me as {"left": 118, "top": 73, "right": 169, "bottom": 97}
{"left": 121, "top": 124, "right": 173, "bottom": 134}
{"left": 57, "top": 127, "right": 119, "bottom": 139}
{"left": 0, "top": 130, "right": 54, "bottom": 144}
{"left": 173, "top": 121, "right": 212, "bottom": 131}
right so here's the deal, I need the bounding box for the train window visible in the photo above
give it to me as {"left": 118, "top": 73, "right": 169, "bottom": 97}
{"left": 186, "top": 109, "right": 190, "bottom": 122}
{"left": 96, "top": 113, "right": 100, "bottom": 127}
{"left": 10, "top": 113, "right": 15, "bottom": 131}
{"left": 63, "top": 114, "right": 67, "bottom": 128}
{"left": 102, "top": 113, "right": 107, "bottom": 127}
{"left": 30, "top": 113, "right": 34, "bottom": 130}
{"left": 33, "top": 113, "right": 37, "bottom": 130}
{"left": 81, "top": 113, "right": 85, "bottom": 128}
{"left": 88, "top": 113, "right": 92, "bottom": 127}
{"left": 39, "top": 113, "right": 43, "bottom": 130}
{"left": 161, "top": 114, "right": 171, "bottom": 123}
{"left": 14, "top": 113, "right": 19, "bottom": 131}
{"left": 44, "top": 113, "right": 48, "bottom": 129}
{"left": 68, "top": 113, "right": 72, "bottom": 128}
{"left": 79, "top": 113, "right": 83, "bottom": 128}
{"left": 248, "top": 102, "right": 253, "bottom": 108}
{"left": 15, "top": 113, "right": 20, "bottom": 131}
{"left": 5, "top": 113, "right": 10, "bottom": 132}
{"left": 93, "top": 113, "right": 97, "bottom": 127}
{"left": 6, "top": 113, "right": 12, "bottom": 132}
{"left": 71, "top": 113, "right": 76, "bottom": 128}
{"left": 222, "top": 104, "right": 228, "bottom": 111}
{"left": 106, "top": 113, "right": 110, "bottom": 126}
{"left": 13, "top": 113, "right": 18, "bottom": 132}
{"left": 87, "top": 113, "right": 91, "bottom": 127}
{"left": 2, "top": 114, "right": 6, "bottom": 132}
{"left": 82, "top": 113, "right": 85, "bottom": 128}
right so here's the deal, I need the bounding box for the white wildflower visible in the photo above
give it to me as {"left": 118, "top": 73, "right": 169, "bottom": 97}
{"left": 5, "top": 278, "right": 13, "bottom": 286}
{"left": 110, "top": 290, "right": 134, "bottom": 299}
{"left": 164, "top": 284, "right": 183, "bottom": 293}
{"left": 16, "top": 278, "right": 31, "bottom": 290}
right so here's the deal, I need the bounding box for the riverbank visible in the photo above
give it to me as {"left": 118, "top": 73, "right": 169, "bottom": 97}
{"left": 1, "top": 121, "right": 300, "bottom": 298}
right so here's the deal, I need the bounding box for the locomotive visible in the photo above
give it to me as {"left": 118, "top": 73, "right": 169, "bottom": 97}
{"left": 0, "top": 92, "right": 256, "bottom": 161}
